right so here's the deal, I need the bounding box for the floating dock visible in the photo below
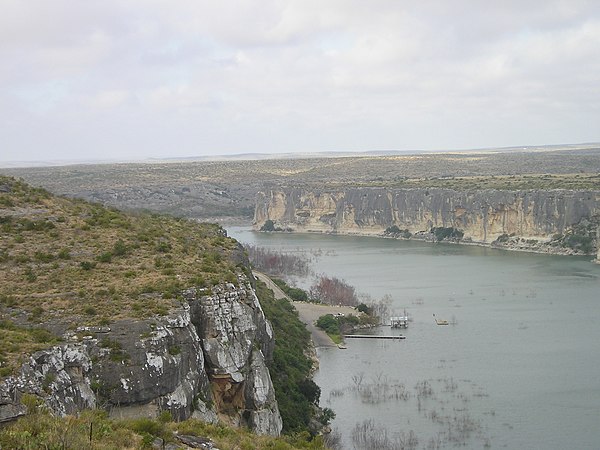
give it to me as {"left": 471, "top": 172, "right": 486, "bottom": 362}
{"left": 344, "top": 334, "right": 406, "bottom": 340}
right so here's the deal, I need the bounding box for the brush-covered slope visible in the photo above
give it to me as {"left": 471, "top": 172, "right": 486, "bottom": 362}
{"left": 0, "top": 176, "right": 282, "bottom": 435}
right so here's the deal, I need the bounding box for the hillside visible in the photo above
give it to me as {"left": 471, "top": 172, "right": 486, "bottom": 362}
{"left": 0, "top": 176, "right": 330, "bottom": 445}
{"left": 1, "top": 176, "right": 243, "bottom": 373}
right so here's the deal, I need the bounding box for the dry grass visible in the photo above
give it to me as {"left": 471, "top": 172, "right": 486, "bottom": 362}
{"left": 0, "top": 405, "right": 329, "bottom": 450}
{"left": 0, "top": 176, "right": 244, "bottom": 375}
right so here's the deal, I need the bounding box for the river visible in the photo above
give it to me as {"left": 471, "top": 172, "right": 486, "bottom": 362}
{"left": 227, "top": 227, "right": 600, "bottom": 450}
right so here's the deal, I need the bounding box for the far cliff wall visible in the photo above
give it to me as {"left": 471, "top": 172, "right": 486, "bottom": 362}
{"left": 254, "top": 188, "right": 600, "bottom": 243}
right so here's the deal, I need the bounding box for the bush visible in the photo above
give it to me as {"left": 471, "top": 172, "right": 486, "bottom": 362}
{"left": 384, "top": 225, "right": 411, "bottom": 238}
{"left": 273, "top": 279, "right": 309, "bottom": 302}
{"left": 112, "top": 239, "right": 128, "bottom": 256}
{"left": 495, "top": 233, "right": 510, "bottom": 243}
{"left": 563, "top": 232, "right": 594, "bottom": 253}
{"left": 356, "top": 303, "right": 372, "bottom": 315}
{"left": 97, "top": 252, "right": 113, "bottom": 263}
{"left": 315, "top": 314, "right": 340, "bottom": 335}
{"left": 260, "top": 220, "right": 277, "bottom": 231}
{"left": 80, "top": 261, "right": 96, "bottom": 271}
{"left": 34, "top": 252, "right": 54, "bottom": 263}
{"left": 385, "top": 225, "right": 401, "bottom": 234}
{"left": 431, "top": 226, "right": 464, "bottom": 242}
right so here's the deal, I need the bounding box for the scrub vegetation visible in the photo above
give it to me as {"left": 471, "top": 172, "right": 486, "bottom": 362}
{"left": 0, "top": 397, "right": 330, "bottom": 450}
{"left": 256, "top": 280, "right": 334, "bottom": 435}
{"left": 4, "top": 147, "right": 600, "bottom": 220}
{"left": 0, "top": 176, "right": 241, "bottom": 375}
{"left": 0, "top": 176, "right": 332, "bottom": 447}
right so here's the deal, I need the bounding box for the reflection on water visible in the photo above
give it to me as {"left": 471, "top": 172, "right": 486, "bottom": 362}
{"left": 228, "top": 228, "right": 600, "bottom": 450}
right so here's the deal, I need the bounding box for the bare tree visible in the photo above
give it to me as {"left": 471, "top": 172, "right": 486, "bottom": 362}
{"left": 309, "top": 275, "right": 359, "bottom": 306}
{"left": 245, "top": 245, "right": 311, "bottom": 277}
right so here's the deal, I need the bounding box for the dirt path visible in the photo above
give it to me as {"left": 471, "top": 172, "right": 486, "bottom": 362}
{"left": 254, "top": 271, "right": 357, "bottom": 348}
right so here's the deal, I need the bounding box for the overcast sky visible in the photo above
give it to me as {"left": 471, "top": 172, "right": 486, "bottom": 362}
{"left": 1, "top": 1, "right": 600, "bottom": 162}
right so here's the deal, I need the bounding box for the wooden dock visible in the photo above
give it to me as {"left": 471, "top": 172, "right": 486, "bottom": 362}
{"left": 344, "top": 334, "right": 406, "bottom": 340}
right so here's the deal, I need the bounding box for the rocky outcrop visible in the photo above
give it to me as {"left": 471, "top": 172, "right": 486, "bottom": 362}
{"left": 0, "top": 277, "right": 282, "bottom": 436}
{"left": 255, "top": 188, "right": 600, "bottom": 253}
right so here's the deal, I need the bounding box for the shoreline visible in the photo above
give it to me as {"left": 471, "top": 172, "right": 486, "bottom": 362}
{"left": 252, "top": 227, "right": 597, "bottom": 260}
{"left": 253, "top": 271, "right": 357, "bottom": 347}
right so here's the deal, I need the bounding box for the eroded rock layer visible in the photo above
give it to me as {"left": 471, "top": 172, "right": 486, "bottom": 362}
{"left": 255, "top": 188, "right": 600, "bottom": 249}
{"left": 0, "top": 277, "right": 282, "bottom": 436}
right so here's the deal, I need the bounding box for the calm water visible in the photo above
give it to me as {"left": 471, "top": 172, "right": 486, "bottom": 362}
{"left": 228, "top": 228, "right": 600, "bottom": 450}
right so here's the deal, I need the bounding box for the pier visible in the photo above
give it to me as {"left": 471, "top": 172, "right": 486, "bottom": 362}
{"left": 344, "top": 334, "right": 406, "bottom": 340}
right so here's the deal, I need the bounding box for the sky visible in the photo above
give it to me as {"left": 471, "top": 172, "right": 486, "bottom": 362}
{"left": 1, "top": 0, "right": 600, "bottom": 163}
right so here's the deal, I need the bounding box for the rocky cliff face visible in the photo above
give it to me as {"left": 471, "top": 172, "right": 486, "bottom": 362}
{"left": 0, "top": 277, "right": 282, "bottom": 436}
{"left": 255, "top": 188, "right": 600, "bottom": 249}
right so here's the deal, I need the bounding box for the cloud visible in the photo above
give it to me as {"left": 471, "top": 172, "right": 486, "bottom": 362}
{"left": 1, "top": 1, "right": 600, "bottom": 161}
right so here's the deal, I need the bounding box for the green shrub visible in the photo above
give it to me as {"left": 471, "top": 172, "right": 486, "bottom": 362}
{"left": 272, "top": 279, "right": 309, "bottom": 302}
{"left": 431, "top": 226, "right": 464, "bottom": 242}
{"left": 256, "top": 281, "right": 323, "bottom": 434}
{"left": 155, "top": 241, "right": 172, "bottom": 253}
{"left": 356, "top": 303, "right": 372, "bottom": 315}
{"left": 24, "top": 267, "right": 37, "bottom": 282}
{"left": 80, "top": 261, "right": 96, "bottom": 271}
{"left": 259, "top": 220, "right": 285, "bottom": 232}
{"left": 113, "top": 239, "right": 128, "bottom": 256}
{"left": 495, "top": 233, "right": 510, "bottom": 243}
{"left": 384, "top": 225, "right": 411, "bottom": 238}
{"left": 315, "top": 314, "right": 340, "bottom": 335}
{"left": 30, "top": 328, "right": 56, "bottom": 343}
{"left": 97, "top": 252, "right": 113, "bottom": 263}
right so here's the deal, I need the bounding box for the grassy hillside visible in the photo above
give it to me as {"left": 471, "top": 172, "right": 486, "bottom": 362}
{"left": 0, "top": 176, "right": 243, "bottom": 376}
{"left": 0, "top": 404, "right": 329, "bottom": 449}
{"left": 1, "top": 176, "right": 333, "bottom": 445}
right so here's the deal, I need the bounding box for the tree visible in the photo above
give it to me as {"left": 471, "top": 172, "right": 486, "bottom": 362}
{"left": 260, "top": 220, "right": 276, "bottom": 231}
{"left": 309, "top": 275, "right": 359, "bottom": 306}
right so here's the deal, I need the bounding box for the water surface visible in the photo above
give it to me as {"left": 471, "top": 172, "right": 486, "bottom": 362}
{"left": 228, "top": 228, "right": 600, "bottom": 449}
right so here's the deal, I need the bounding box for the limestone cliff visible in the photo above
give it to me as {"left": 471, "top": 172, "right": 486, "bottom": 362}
{"left": 255, "top": 188, "right": 600, "bottom": 254}
{"left": 0, "top": 277, "right": 282, "bottom": 435}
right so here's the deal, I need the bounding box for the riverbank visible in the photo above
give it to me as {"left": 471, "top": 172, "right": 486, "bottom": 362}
{"left": 253, "top": 227, "right": 598, "bottom": 259}
{"left": 253, "top": 271, "right": 356, "bottom": 347}
{"left": 291, "top": 302, "right": 357, "bottom": 347}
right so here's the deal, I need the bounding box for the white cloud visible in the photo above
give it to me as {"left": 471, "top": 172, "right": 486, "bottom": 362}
{"left": 1, "top": 1, "right": 600, "bottom": 161}
{"left": 87, "top": 89, "right": 134, "bottom": 109}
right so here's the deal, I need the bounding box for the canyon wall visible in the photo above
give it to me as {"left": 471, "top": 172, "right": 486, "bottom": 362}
{"left": 255, "top": 188, "right": 600, "bottom": 248}
{"left": 0, "top": 277, "right": 282, "bottom": 436}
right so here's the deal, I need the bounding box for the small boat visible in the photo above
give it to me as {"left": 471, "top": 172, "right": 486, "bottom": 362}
{"left": 433, "top": 314, "right": 449, "bottom": 325}
{"left": 391, "top": 309, "right": 409, "bottom": 328}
